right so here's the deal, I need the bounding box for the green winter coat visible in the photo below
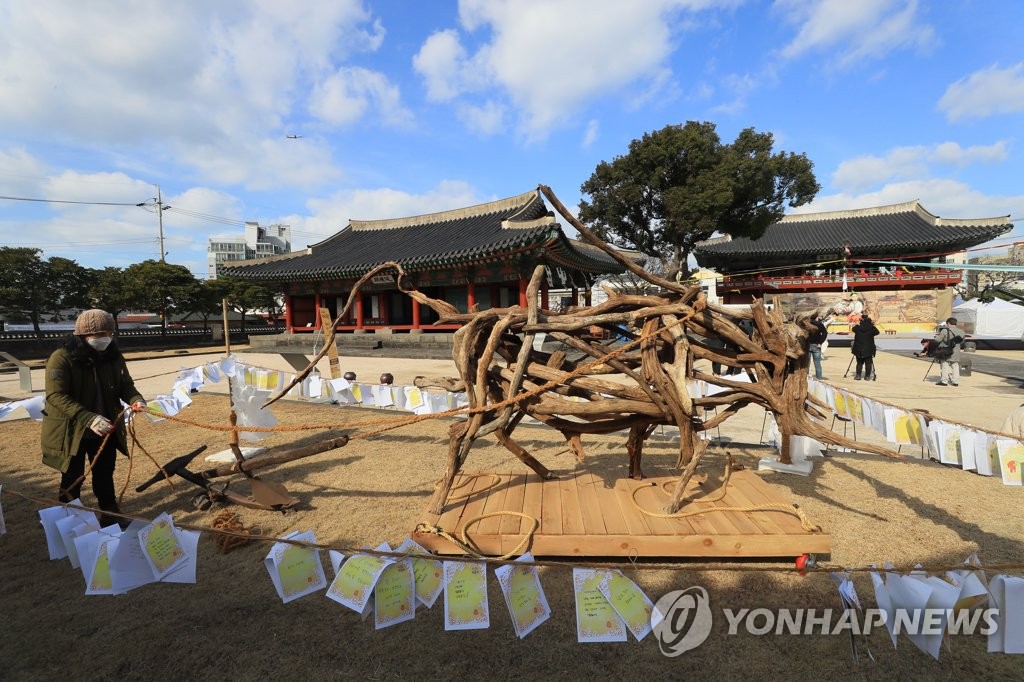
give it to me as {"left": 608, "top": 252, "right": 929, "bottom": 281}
{"left": 40, "top": 345, "right": 143, "bottom": 473}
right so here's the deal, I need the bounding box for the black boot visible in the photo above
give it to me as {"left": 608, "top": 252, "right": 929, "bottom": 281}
{"left": 98, "top": 501, "right": 126, "bottom": 529}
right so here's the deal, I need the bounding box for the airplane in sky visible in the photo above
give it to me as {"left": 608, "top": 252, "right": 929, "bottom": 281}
{"left": 285, "top": 134, "right": 302, "bottom": 139}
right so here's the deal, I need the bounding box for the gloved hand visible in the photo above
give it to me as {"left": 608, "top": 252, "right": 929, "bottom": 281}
{"left": 88, "top": 415, "right": 114, "bottom": 436}
{"left": 130, "top": 400, "right": 147, "bottom": 412}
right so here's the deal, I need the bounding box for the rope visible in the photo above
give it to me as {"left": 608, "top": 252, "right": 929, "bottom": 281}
{"left": 7, "top": 488, "right": 1020, "bottom": 576}
{"left": 630, "top": 456, "right": 821, "bottom": 533}
{"left": 210, "top": 510, "right": 260, "bottom": 553}
{"left": 438, "top": 473, "right": 502, "bottom": 502}
{"left": 414, "top": 510, "right": 539, "bottom": 561}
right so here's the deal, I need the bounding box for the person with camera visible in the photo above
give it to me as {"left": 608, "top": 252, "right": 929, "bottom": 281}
{"left": 932, "top": 317, "right": 965, "bottom": 386}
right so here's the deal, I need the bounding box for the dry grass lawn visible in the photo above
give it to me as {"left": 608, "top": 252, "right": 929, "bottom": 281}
{"left": 1, "top": 349, "right": 1022, "bottom": 680}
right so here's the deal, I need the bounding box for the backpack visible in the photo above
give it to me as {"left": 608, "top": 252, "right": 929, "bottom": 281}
{"left": 934, "top": 328, "right": 964, "bottom": 359}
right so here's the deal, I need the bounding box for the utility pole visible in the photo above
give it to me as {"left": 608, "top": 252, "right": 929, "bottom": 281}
{"left": 156, "top": 185, "right": 166, "bottom": 262}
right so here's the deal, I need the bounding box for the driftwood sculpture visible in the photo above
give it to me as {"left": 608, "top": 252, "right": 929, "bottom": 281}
{"left": 268, "top": 184, "right": 900, "bottom": 517}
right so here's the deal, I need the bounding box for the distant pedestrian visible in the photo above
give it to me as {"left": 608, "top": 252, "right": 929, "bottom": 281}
{"left": 851, "top": 315, "right": 879, "bottom": 380}
{"left": 932, "top": 317, "right": 965, "bottom": 386}
{"left": 807, "top": 312, "right": 829, "bottom": 379}
{"left": 41, "top": 309, "right": 147, "bottom": 527}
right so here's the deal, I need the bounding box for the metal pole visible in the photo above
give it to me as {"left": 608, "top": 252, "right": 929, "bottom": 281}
{"left": 157, "top": 185, "right": 166, "bottom": 263}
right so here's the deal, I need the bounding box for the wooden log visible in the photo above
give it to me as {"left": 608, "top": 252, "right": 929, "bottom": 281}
{"left": 199, "top": 435, "right": 350, "bottom": 479}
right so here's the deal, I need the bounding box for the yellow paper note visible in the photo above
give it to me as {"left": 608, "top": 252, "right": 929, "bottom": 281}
{"left": 895, "top": 414, "right": 922, "bottom": 445}
{"left": 326, "top": 553, "right": 390, "bottom": 612}
{"left": 997, "top": 440, "right": 1024, "bottom": 485}
{"left": 277, "top": 545, "right": 320, "bottom": 599}
{"left": 351, "top": 384, "right": 363, "bottom": 402}
{"left": 406, "top": 387, "right": 424, "bottom": 410}
{"left": 574, "top": 569, "right": 626, "bottom": 642}
{"left": 833, "top": 392, "right": 849, "bottom": 419}
{"left": 444, "top": 561, "right": 489, "bottom": 630}
{"left": 599, "top": 571, "right": 655, "bottom": 640}
{"left": 496, "top": 559, "right": 550, "bottom": 638}
{"left": 141, "top": 516, "right": 186, "bottom": 576}
{"left": 374, "top": 560, "right": 415, "bottom": 629}
{"left": 89, "top": 540, "right": 113, "bottom": 592}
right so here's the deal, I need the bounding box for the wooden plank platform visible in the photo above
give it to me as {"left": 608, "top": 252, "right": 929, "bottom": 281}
{"left": 413, "top": 468, "right": 829, "bottom": 559}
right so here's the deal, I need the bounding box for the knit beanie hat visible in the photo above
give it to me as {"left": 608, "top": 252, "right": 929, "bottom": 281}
{"left": 74, "top": 309, "right": 115, "bottom": 335}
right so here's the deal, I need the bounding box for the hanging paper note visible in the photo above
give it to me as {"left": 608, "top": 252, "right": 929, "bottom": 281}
{"left": 989, "top": 576, "right": 1024, "bottom": 654}
{"left": 443, "top": 561, "right": 490, "bottom": 630}
{"left": 56, "top": 512, "right": 100, "bottom": 569}
{"left": 264, "top": 530, "right": 327, "bottom": 603}
{"left": 374, "top": 558, "right": 416, "bottom": 629}
{"left": 573, "top": 568, "right": 627, "bottom": 643}
{"left": 326, "top": 546, "right": 392, "bottom": 613}
{"left": 869, "top": 569, "right": 899, "bottom": 648}
{"left": 958, "top": 429, "right": 978, "bottom": 471}
{"left": 373, "top": 385, "right": 395, "bottom": 408}
{"left": 495, "top": 553, "right": 550, "bottom": 639}
{"left": 598, "top": 570, "right": 656, "bottom": 641}
{"left": 39, "top": 504, "right": 75, "bottom": 560}
{"left": 137, "top": 512, "right": 188, "bottom": 579}
{"left": 350, "top": 383, "right": 363, "bottom": 403}
{"left": 220, "top": 356, "right": 237, "bottom": 378}
{"left": 884, "top": 408, "right": 923, "bottom": 445}
{"left": 395, "top": 538, "right": 444, "bottom": 608}
{"left": 995, "top": 439, "right": 1024, "bottom": 485}
{"left": 404, "top": 386, "right": 425, "bottom": 412}
{"left": 833, "top": 391, "right": 850, "bottom": 420}
{"left": 203, "top": 362, "right": 222, "bottom": 383}
{"left": 231, "top": 383, "right": 277, "bottom": 441}
{"left": 73, "top": 531, "right": 120, "bottom": 596}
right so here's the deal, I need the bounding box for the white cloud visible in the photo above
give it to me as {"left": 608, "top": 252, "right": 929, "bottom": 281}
{"left": 457, "top": 101, "right": 507, "bottom": 136}
{"left": 296, "top": 180, "right": 488, "bottom": 242}
{"left": 792, "top": 178, "right": 1023, "bottom": 223}
{"left": 776, "top": 0, "right": 935, "bottom": 69}
{"left": 938, "top": 62, "right": 1024, "bottom": 122}
{"left": 582, "top": 120, "right": 599, "bottom": 149}
{"left": 832, "top": 142, "right": 1009, "bottom": 193}
{"left": 413, "top": 29, "right": 471, "bottom": 101}
{"left": 414, "top": 0, "right": 739, "bottom": 139}
{"left": 0, "top": 2, "right": 385, "bottom": 188}
{"left": 309, "top": 67, "right": 414, "bottom": 128}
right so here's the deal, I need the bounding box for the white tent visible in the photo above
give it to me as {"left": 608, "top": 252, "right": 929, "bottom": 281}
{"left": 952, "top": 298, "right": 1024, "bottom": 338}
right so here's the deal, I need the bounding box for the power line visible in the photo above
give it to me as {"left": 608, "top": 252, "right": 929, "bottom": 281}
{"left": 0, "top": 194, "right": 143, "bottom": 206}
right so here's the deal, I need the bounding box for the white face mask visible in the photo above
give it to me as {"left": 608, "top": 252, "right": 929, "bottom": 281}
{"left": 87, "top": 336, "right": 112, "bottom": 351}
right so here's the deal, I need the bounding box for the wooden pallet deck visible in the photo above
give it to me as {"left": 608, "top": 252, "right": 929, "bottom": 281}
{"left": 413, "top": 468, "right": 830, "bottom": 559}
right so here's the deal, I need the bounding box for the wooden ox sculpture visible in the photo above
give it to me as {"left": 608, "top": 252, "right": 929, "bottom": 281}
{"left": 269, "top": 185, "right": 899, "bottom": 517}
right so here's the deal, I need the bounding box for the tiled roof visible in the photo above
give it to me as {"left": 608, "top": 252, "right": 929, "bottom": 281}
{"left": 224, "top": 189, "right": 622, "bottom": 281}
{"left": 693, "top": 201, "right": 1012, "bottom": 272}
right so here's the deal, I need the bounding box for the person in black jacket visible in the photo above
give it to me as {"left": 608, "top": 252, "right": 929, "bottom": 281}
{"left": 807, "top": 312, "right": 829, "bottom": 379}
{"left": 851, "top": 315, "right": 880, "bottom": 380}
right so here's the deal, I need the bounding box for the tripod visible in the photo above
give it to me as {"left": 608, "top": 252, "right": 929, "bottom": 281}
{"left": 922, "top": 357, "right": 936, "bottom": 382}
{"left": 844, "top": 356, "right": 877, "bottom": 380}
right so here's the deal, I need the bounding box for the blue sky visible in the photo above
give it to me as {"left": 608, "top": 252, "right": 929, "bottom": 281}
{"left": 1, "top": 0, "right": 1023, "bottom": 279}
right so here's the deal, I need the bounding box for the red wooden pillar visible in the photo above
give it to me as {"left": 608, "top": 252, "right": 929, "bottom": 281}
{"left": 518, "top": 277, "right": 528, "bottom": 307}
{"left": 284, "top": 294, "right": 293, "bottom": 331}
{"left": 412, "top": 297, "right": 421, "bottom": 329}
{"left": 355, "top": 295, "right": 364, "bottom": 329}
{"left": 379, "top": 294, "right": 388, "bottom": 326}
{"left": 570, "top": 287, "right": 579, "bottom": 307}
{"left": 584, "top": 289, "right": 592, "bottom": 306}
{"left": 314, "top": 293, "right": 322, "bottom": 329}
{"left": 541, "top": 280, "right": 549, "bottom": 310}
{"left": 467, "top": 282, "right": 476, "bottom": 312}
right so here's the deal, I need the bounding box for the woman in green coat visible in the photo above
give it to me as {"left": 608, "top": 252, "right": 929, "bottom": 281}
{"left": 41, "top": 309, "right": 146, "bottom": 526}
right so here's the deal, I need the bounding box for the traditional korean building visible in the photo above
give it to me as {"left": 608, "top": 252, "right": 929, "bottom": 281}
{"left": 694, "top": 201, "right": 1013, "bottom": 332}
{"left": 222, "top": 189, "right": 625, "bottom": 333}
